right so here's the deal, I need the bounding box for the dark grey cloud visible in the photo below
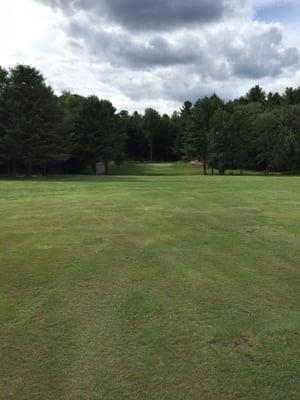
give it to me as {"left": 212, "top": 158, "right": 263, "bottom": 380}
{"left": 37, "top": 0, "right": 233, "bottom": 30}
{"left": 33, "top": 0, "right": 300, "bottom": 108}
{"left": 67, "top": 19, "right": 203, "bottom": 68}
{"left": 37, "top": 0, "right": 300, "bottom": 81}
{"left": 232, "top": 46, "right": 300, "bottom": 79}
{"left": 66, "top": 16, "right": 300, "bottom": 80}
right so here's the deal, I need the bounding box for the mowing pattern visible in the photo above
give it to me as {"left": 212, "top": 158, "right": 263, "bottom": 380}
{"left": 0, "top": 175, "right": 299, "bottom": 399}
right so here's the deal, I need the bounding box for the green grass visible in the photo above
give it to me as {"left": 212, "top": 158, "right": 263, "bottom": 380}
{"left": 108, "top": 162, "right": 279, "bottom": 176}
{"left": 109, "top": 162, "right": 204, "bottom": 175}
{"left": 0, "top": 172, "right": 299, "bottom": 399}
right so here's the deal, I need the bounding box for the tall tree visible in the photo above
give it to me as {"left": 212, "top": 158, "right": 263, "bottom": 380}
{"left": 182, "top": 95, "right": 224, "bottom": 174}
{"left": 283, "top": 87, "right": 300, "bottom": 105}
{"left": 143, "top": 108, "right": 161, "bottom": 161}
{"left": 170, "top": 111, "right": 181, "bottom": 159}
{"left": 253, "top": 110, "right": 285, "bottom": 174}
{"left": 208, "top": 109, "right": 232, "bottom": 175}
{"left": 174, "top": 101, "right": 192, "bottom": 159}
{"left": 267, "top": 92, "right": 282, "bottom": 108}
{"left": 122, "top": 111, "right": 148, "bottom": 161}
{"left": 73, "top": 96, "right": 123, "bottom": 174}
{"left": 229, "top": 103, "right": 263, "bottom": 174}
{"left": 0, "top": 65, "right": 68, "bottom": 176}
{"left": 1, "top": 63, "right": 300, "bottom": 176}
{"left": 246, "top": 85, "right": 266, "bottom": 104}
{"left": 0, "top": 67, "right": 9, "bottom": 172}
{"left": 280, "top": 105, "right": 300, "bottom": 171}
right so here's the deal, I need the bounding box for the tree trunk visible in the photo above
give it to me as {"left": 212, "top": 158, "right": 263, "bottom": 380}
{"left": 25, "top": 161, "right": 32, "bottom": 178}
{"left": 203, "top": 161, "right": 207, "bottom": 175}
{"left": 264, "top": 166, "right": 270, "bottom": 176}
{"left": 149, "top": 140, "right": 153, "bottom": 162}
{"left": 104, "top": 160, "right": 109, "bottom": 175}
{"left": 240, "top": 168, "right": 244, "bottom": 175}
{"left": 211, "top": 167, "right": 214, "bottom": 175}
{"left": 10, "top": 159, "right": 17, "bottom": 178}
{"left": 91, "top": 162, "right": 97, "bottom": 175}
{"left": 42, "top": 165, "right": 47, "bottom": 176}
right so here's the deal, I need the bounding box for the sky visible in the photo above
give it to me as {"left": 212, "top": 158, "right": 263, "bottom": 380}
{"left": 0, "top": 0, "right": 299, "bottom": 113}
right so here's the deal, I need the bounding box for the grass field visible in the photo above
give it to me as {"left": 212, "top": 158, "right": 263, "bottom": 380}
{"left": 108, "top": 162, "right": 273, "bottom": 176}
{"left": 1, "top": 170, "right": 300, "bottom": 399}
{"left": 109, "top": 162, "right": 204, "bottom": 175}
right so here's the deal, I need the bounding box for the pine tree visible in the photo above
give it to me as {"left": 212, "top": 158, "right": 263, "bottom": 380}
{"left": 1, "top": 65, "right": 70, "bottom": 176}
{"left": 73, "top": 96, "right": 124, "bottom": 174}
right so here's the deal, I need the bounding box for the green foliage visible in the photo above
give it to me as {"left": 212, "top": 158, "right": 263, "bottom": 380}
{"left": 180, "top": 88, "right": 300, "bottom": 174}
{"left": 0, "top": 65, "right": 300, "bottom": 175}
{"left": 280, "top": 105, "right": 300, "bottom": 170}
{"left": 246, "top": 85, "right": 266, "bottom": 104}
{"left": 208, "top": 109, "right": 232, "bottom": 174}
{"left": 253, "top": 110, "right": 285, "bottom": 173}
{"left": 121, "top": 110, "right": 148, "bottom": 161}
{"left": 0, "top": 65, "right": 70, "bottom": 175}
{"left": 72, "top": 96, "right": 124, "bottom": 174}
{"left": 143, "top": 108, "right": 161, "bottom": 161}
{"left": 284, "top": 87, "right": 300, "bottom": 105}
{"left": 182, "top": 95, "right": 224, "bottom": 173}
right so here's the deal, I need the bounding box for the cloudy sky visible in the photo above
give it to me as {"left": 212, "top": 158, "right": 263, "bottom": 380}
{"left": 1, "top": 0, "right": 299, "bottom": 113}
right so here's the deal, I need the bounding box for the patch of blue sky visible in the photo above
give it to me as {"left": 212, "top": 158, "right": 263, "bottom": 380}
{"left": 255, "top": 2, "right": 299, "bottom": 24}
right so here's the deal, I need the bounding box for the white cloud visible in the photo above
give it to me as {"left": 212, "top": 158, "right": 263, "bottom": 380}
{"left": 0, "top": 0, "right": 299, "bottom": 114}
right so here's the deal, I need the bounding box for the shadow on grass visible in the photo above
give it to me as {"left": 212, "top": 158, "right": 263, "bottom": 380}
{"left": 0, "top": 174, "right": 145, "bottom": 184}
{"left": 1, "top": 172, "right": 299, "bottom": 182}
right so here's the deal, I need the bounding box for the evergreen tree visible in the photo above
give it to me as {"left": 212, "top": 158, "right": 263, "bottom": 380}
{"left": 280, "top": 105, "right": 300, "bottom": 171}
{"left": 254, "top": 110, "right": 284, "bottom": 174}
{"left": 143, "top": 108, "right": 161, "bottom": 161}
{"left": 246, "top": 85, "right": 266, "bottom": 104}
{"left": 208, "top": 109, "right": 232, "bottom": 175}
{"left": 73, "top": 96, "right": 123, "bottom": 174}
{"left": 0, "top": 67, "right": 9, "bottom": 172}
{"left": 283, "top": 87, "right": 300, "bottom": 105}
{"left": 174, "top": 101, "right": 192, "bottom": 159}
{"left": 1, "top": 63, "right": 300, "bottom": 176}
{"left": 182, "top": 95, "right": 224, "bottom": 174}
{"left": 0, "top": 65, "right": 68, "bottom": 176}
{"left": 122, "top": 111, "right": 148, "bottom": 161}
{"left": 229, "top": 103, "right": 263, "bottom": 174}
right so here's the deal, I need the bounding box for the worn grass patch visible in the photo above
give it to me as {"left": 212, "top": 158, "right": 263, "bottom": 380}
{"left": 0, "top": 174, "right": 299, "bottom": 399}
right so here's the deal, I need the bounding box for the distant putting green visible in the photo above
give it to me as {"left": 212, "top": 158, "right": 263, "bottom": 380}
{"left": 109, "top": 162, "right": 204, "bottom": 175}
{"left": 108, "top": 162, "right": 278, "bottom": 176}
{"left": 0, "top": 173, "right": 299, "bottom": 399}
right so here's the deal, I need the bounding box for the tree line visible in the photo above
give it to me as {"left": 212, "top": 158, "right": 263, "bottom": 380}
{"left": 0, "top": 64, "right": 299, "bottom": 176}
